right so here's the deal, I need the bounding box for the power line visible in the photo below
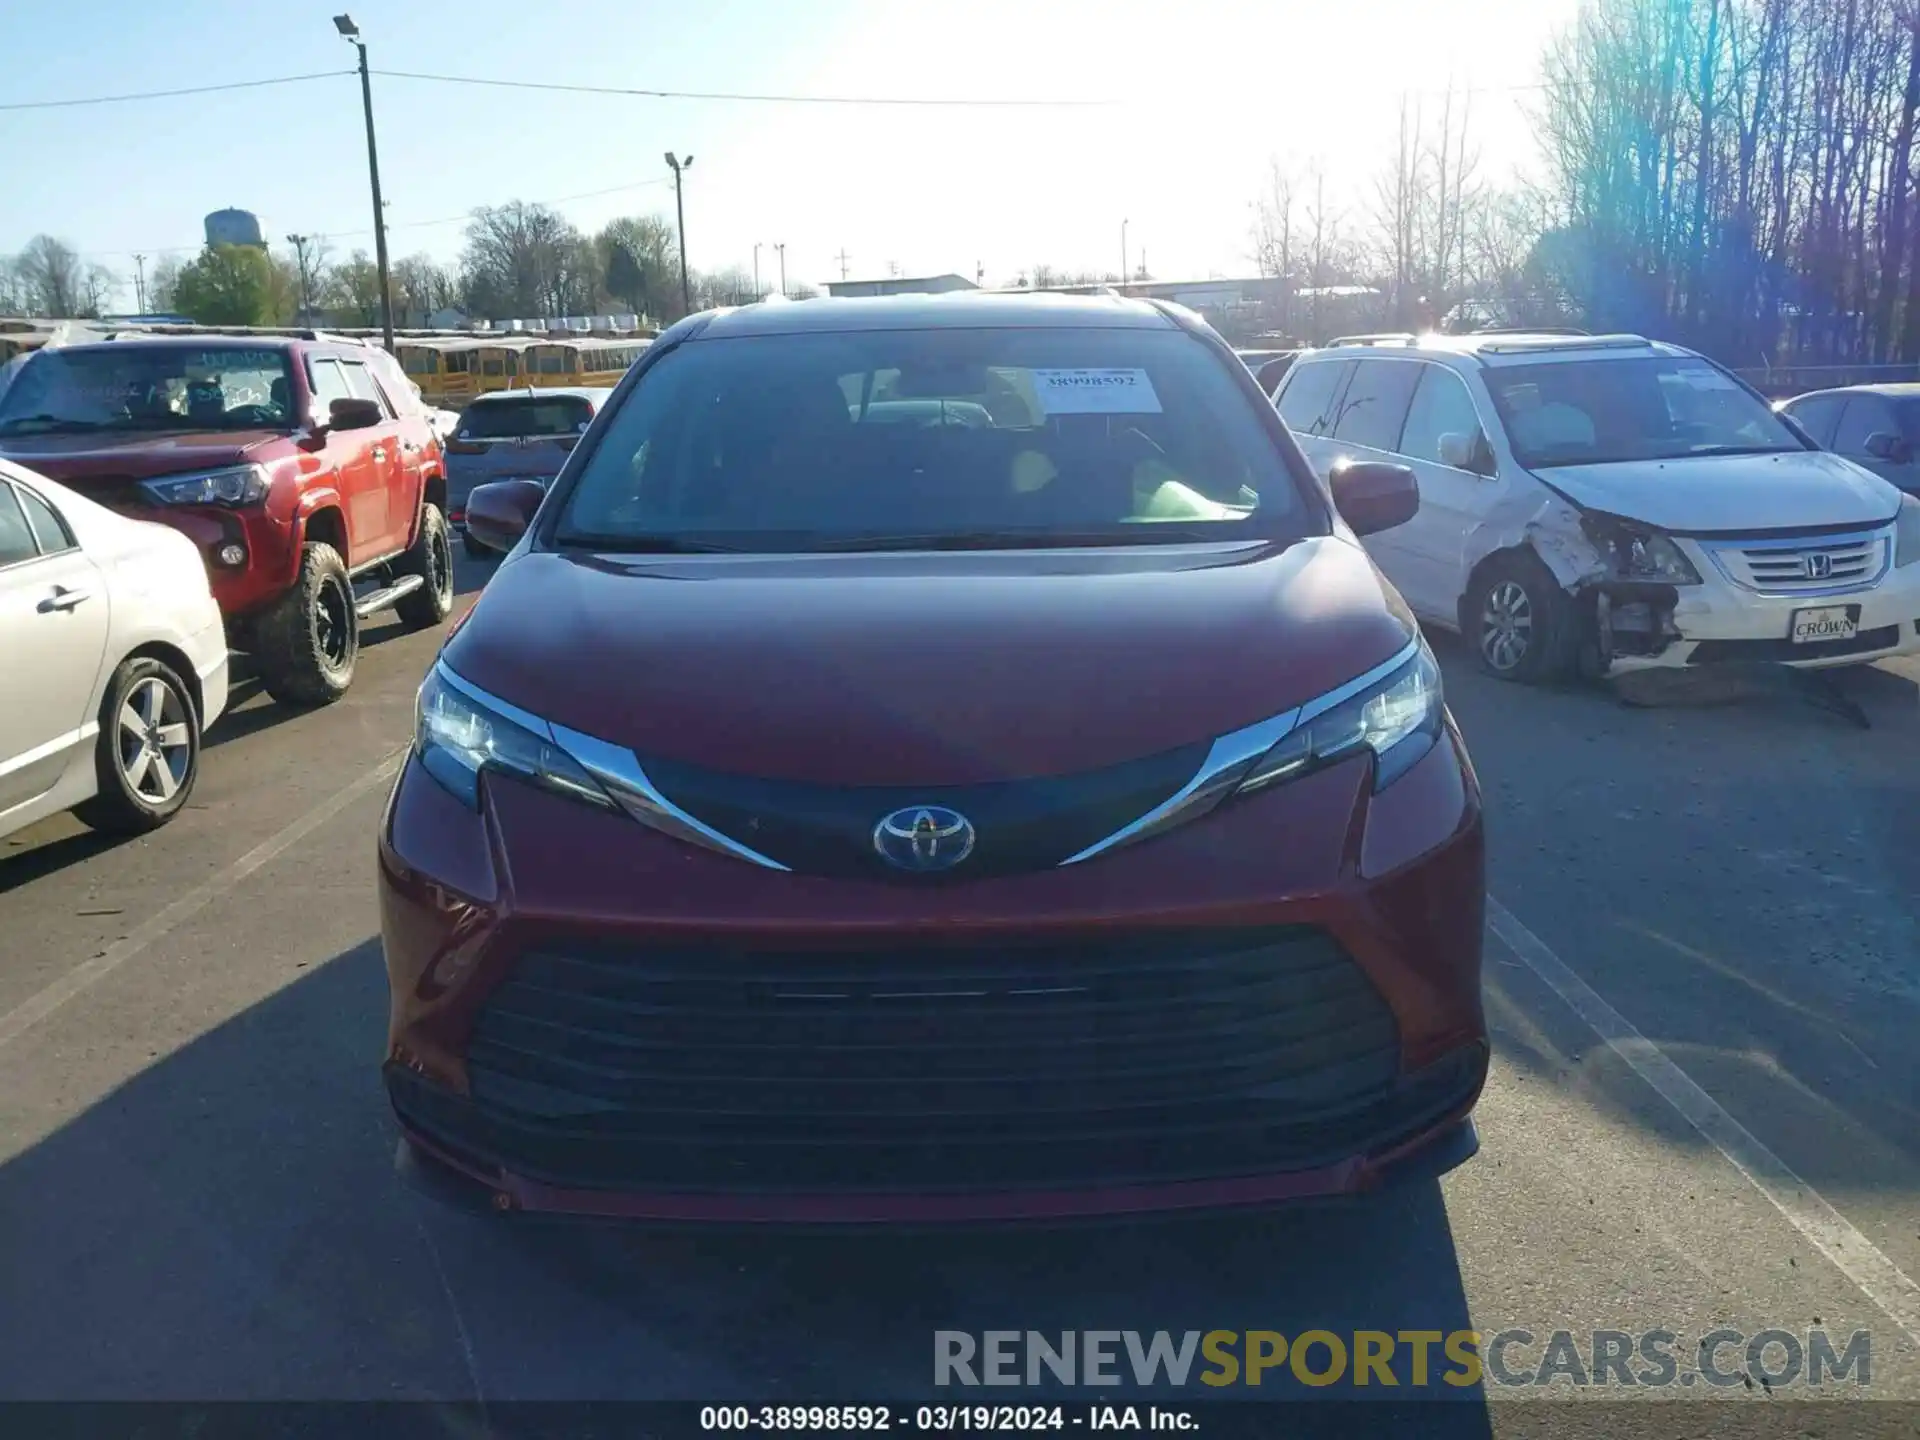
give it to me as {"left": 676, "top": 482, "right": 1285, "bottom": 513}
{"left": 371, "top": 68, "right": 1112, "bottom": 108}
{"left": 0, "top": 64, "right": 1577, "bottom": 119}
{"left": 0, "top": 70, "right": 352, "bottom": 112}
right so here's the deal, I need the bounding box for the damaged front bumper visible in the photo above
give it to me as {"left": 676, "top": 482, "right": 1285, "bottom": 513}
{"left": 1586, "top": 530, "right": 1920, "bottom": 672}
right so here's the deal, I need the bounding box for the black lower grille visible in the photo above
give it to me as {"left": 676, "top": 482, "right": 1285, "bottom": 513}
{"left": 1688, "top": 623, "right": 1902, "bottom": 664}
{"left": 392, "top": 929, "right": 1447, "bottom": 1194}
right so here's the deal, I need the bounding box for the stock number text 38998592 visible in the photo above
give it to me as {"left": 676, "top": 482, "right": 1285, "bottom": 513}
{"left": 699, "top": 1405, "right": 1074, "bottom": 1431}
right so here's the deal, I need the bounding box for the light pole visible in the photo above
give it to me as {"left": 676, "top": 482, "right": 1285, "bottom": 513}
{"left": 333, "top": 15, "right": 394, "bottom": 351}
{"left": 665, "top": 153, "right": 694, "bottom": 313}
{"left": 286, "top": 234, "right": 313, "bottom": 322}
{"left": 753, "top": 242, "right": 762, "bottom": 300}
{"left": 1120, "top": 219, "right": 1129, "bottom": 287}
{"left": 133, "top": 253, "right": 147, "bottom": 314}
{"left": 774, "top": 242, "right": 787, "bottom": 297}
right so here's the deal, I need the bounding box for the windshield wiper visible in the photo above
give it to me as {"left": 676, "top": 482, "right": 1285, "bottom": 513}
{"left": 805, "top": 528, "right": 1227, "bottom": 553}
{"left": 1684, "top": 443, "right": 1796, "bottom": 457}
{"left": 557, "top": 531, "right": 744, "bottom": 554}
{"left": 0, "top": 414, "right": 106, "bottom": 435}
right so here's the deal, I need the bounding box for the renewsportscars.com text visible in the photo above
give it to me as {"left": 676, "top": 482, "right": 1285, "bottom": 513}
{"left": 933, "top": 1328, "right": 1871, "bottom": 1390}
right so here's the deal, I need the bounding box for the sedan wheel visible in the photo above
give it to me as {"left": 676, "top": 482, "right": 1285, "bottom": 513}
{"left": 116, "top": 676, "right": 193, "bottom": 804}
{"left": 1479, "top": 579, "right": 1534, "bottom": 673}
{"left": 74, "top": 656, "right": 202, "bottom": 836}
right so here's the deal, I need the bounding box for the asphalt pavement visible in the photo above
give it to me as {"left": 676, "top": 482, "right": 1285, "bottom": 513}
{"left": 1, "top": 549, "right": 1917, "bottom": 1430}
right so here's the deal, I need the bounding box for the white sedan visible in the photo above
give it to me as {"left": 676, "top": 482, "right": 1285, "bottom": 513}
{"left": 0, "top": 458, "right": 230, "bottom": 844}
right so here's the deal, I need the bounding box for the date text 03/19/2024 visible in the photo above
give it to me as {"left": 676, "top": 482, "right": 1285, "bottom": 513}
{"left": 699, "top": 1405, "right": 1196, "bottom": 1432}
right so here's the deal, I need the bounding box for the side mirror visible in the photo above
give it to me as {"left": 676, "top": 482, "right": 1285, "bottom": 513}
{"left": 1331, "top": 459, "right": 1420, "bottom": 537}
{"left": 327, "top": 397, "right": 385, "bottom": 432}
{"left": 1865, "top": 431, "right": 1912, "bottom": 463}
{"left": 465, "top": 478, "right": 546, "bottom": 553}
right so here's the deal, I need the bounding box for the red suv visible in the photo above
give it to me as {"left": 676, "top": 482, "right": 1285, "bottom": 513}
{"left": 381, "top": 293, "right": 1487, "bottom": 1223}
{"left": 0, "top": 334, "right": 455, "bottom": 705}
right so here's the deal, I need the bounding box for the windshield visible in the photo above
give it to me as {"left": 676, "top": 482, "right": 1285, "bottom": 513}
{"left": 1484, "top": 356, "right": 1805, "bottom": 468}
{"left": 459, "top": 396, "right": 594, "bottom": 440}
{"left": 0, "top": 345, "right": 297, "bottom": 435}
{"left": 555, "top": 327, "right": 1304, "bottom": 551}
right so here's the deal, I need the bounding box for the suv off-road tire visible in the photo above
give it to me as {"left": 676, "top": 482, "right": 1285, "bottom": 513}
{"left": 394, "top": 501, "right": 455, "bottom": 629}
{"left": 1464, "top": 550, "right": 1579, "bottom": 684}
{"left": 73, "top": 656, "right": 203, "bottom": 836}
{"left": 255, "top": 541, "right": 357, "bottom": 707}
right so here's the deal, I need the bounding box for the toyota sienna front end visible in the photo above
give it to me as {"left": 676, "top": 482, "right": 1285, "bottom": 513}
{"left": 377, "top": 292, "right": 1489, "bottom": 1223}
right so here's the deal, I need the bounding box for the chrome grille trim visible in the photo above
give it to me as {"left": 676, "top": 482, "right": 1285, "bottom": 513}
{"left": 1699, "top": 525, "right": 1894, "bottom": 597}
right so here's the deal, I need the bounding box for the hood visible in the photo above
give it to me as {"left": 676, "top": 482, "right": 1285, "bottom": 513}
{"left": 1533, "top": 449, "right": 1902, "bottom": 533}
{"left": 0, "top": 429, "right": 286, "bottom": 486}
{"left": 443, "top": 537, "right": 1414, "bottom": 786}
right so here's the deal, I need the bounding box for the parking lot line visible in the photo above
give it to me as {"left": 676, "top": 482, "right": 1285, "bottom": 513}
{"left": 0, "top": 747, "right": 407, "bottom": 1055}
{"left": 1488, "top": 894, "right": 1920, "bottom": 1347}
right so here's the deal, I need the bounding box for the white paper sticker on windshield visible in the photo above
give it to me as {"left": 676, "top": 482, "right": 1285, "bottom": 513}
{"left": 1028, "top": 368, "right": 1164, "bottom": 415}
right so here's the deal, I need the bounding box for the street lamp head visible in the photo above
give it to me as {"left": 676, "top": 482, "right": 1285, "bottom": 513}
{"left": 663, "top": 152, "right": 676, "bottom": 169}
{"left": 332, "top": 14, "right": 360, "bottom": 37}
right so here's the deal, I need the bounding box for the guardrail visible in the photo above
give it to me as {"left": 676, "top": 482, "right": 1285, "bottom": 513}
{"left": 1733, "top": 363, "right": 1920, "bottom": 397}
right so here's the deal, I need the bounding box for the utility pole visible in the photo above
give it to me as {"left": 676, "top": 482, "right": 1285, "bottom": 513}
{"left": 333, "top": 15, "right": 395, "bottom": 352}
{"left": 665, "top": 153, "right": 694, "bottom": 313}
{"left": 774, "top": 242, "right": 787, "bottom": 297}
{"left": 834, "top": 248, "right": 851, "bottom": 280}
{"left": 133, "top": 254, "right": 147, "bottom": 314}
{"left": 753, "top": 242, "right": 762, "bottom": 300}
{"left": 1120, "top": 219, "right": 1129, "bottom": 289}
{"left": 286, "top": 234, "right": 313, "bottom": 322}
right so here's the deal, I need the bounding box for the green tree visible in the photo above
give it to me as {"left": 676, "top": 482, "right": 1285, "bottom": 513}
{"left": 326, "top": 251, "right": 387, "bottom": 326}
{"left": 172, "top": 244, "right": 281, "bottom": 325}
{"left": 595, "top": 214, "right": 678, "bottom": 318}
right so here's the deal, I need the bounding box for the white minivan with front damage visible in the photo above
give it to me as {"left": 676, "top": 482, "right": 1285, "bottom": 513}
{"left": 1275, "top": 331, "right": 1920, "bottom": 680}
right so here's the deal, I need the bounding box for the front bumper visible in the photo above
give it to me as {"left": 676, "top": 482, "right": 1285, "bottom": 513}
{"left": 376, "top": 725, "right": 1488, "bottom": 1223}
{"left": 1610, "top": 544, "right": 1920, "bottom": 671}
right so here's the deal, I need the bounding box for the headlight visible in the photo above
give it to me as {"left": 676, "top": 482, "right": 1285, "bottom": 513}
{"left": 1582, "top": 517, "right": 1702, "bottom": 585}
{"left": 140, "top": 464, "right": 271, "bottom": 507}
{"left": 415, "top": 664, "right": 614, "bottom": 811}
{"left": 1239, "top": 640, "right": 1445, "bottom": 795}
{"left": 1896, "top": 495, "right": 1920, "bottom": 569}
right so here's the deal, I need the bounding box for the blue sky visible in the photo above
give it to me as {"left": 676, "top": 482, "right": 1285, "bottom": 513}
{"left": 2, "top": 0, "right": 1577, "bottom": 306}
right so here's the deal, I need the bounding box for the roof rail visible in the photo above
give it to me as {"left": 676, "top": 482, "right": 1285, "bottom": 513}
{"left": 1329, "top": 332, "right": 1418, "bottom": 348}
{"left": 1469, "top": 326, "right": 1589, "bottom": 337}
{"left": 1473, "top": 333, "right": 1653, "bottom": 355}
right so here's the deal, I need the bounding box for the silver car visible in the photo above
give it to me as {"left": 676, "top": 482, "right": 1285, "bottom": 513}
{"left": 1778, "top": 384, "right": 1920, "bottom": 498}
{"left": 446, "top": 387, "right": 615, "bottom": 557}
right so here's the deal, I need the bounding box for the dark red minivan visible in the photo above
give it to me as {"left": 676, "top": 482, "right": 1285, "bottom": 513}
{"left": 378, "top": 292, "right": 1488, "bottom": 1223}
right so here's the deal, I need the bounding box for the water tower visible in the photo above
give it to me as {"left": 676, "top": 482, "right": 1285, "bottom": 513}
{"left": 204, "top": 208, "right": 266, "bottom": 249}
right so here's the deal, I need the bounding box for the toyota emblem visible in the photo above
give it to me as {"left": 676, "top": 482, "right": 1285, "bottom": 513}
{"left": 872, "top": 806, "right": 976, "bottom": 873}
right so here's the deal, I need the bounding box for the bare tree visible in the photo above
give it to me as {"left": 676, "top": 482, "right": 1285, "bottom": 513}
{"left": 460, "top": 202, "right": 598, "bottom": 320}
{"left": 1540, "top": 0, "right": 1920, "bottom": 364}
{"left": 146, "top": 255, "right": 186, "bottom": 314}
{"left": 14, "top": 235, "right": 87, "bottom": 317}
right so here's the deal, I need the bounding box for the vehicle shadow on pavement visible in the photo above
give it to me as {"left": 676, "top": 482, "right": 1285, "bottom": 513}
{"left": 0, "top": 827, "right": 124, "bottom": 895}
{"left": 0, "top": 936, "right": 1489, "bottom": 1423}
{"left": 455, "top": 549, "right": 499, "bottom": 598}
{"left": 1437, "top": 631, "right": 1920, "bottom": 1205}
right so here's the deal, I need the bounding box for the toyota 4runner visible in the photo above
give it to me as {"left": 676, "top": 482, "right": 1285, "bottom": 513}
{"left": 0, "top": 333, "right": 455, "bottom": 705}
